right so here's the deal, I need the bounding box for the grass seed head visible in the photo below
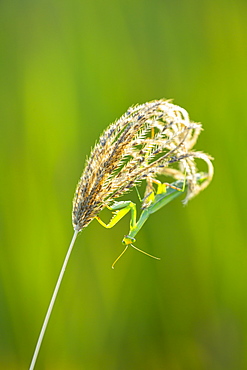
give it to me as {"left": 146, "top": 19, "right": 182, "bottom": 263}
{"left": 72, "top": 99, "right": 214, "bottom": 231}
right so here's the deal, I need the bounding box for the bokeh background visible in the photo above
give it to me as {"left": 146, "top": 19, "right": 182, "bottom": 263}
{"left": 0, "top": 0, "right": 246, "bottom": 369}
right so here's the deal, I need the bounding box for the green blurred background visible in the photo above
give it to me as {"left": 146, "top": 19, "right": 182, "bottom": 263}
{"left": 0, "top": 0, "right": 246, "bottom": 369}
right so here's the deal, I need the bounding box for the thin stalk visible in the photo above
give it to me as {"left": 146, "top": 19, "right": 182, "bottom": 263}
{"left": 29, "top": 229, "right": 79, "bottom": 370}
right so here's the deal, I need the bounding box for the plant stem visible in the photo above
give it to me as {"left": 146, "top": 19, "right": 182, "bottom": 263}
{"left": 29, "top": 229, "right": 79, "bottom": 370}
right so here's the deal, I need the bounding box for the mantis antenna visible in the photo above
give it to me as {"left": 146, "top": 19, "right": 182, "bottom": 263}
{"left": 112, "top": 243, "right": 160, "bottom": 269}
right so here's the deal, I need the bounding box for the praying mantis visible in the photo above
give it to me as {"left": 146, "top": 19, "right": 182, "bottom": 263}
{"left": 96, "top": 174, "right": 205, "bottom": 268}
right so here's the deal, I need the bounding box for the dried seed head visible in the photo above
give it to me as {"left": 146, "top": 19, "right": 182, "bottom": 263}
{"left": 72, "top": 99, "right": 214, "bottom": 231}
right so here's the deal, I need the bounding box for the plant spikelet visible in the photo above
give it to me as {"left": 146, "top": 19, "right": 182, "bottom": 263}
{"left": 72, "top": 99, "right": 213, "bottom": 231}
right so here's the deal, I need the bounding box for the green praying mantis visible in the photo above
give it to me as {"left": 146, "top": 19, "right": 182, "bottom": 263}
{"left": 96, "top": 174, "right": 204, "bottom": 268}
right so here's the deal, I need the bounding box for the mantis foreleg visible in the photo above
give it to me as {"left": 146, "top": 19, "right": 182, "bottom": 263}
{"left": 95, "top": 201, "right": 137, "bottom": 230}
